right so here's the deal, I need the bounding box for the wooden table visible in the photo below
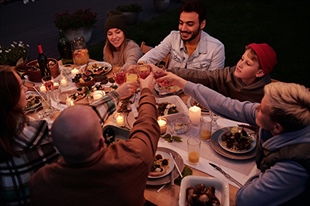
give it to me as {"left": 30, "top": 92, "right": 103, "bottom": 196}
{"left": 144, "top": 168, "right": 238, "bottom": 206}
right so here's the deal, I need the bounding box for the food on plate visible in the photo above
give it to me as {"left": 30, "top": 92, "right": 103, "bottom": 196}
{"left": 192, "top": 100, "right": 209, "bottom": 112}
{"left": 69, "top": 87, "right": 88, "bottom": 102}
{"left": 186, "top": 184, "right": 220, "bottom": 206}
{"left": 173, "top": 121, "right": 189, "bottom": 134}
{"left": 86, "top": 63, "right": 110, "bottom": 75}
{"left": 149, "top": 154, "right": 169, "bottom": 177}
{"left": 157, "top": 102, "right": 178, "bottom": 116}
{"left": 25, "top": 94, "right": 41, "bottom": 110}
{"left": 221, "top": 126, "right": 253, "bottom": 151}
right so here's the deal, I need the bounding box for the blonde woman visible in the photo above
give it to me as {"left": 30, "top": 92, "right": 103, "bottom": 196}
{"left": 103, "top": 15, "right": 143, "bottom": 71}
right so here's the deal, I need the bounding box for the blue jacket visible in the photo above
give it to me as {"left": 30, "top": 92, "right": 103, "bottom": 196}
{"left": 184, "top": 81, "right": 310, "bottom": 206}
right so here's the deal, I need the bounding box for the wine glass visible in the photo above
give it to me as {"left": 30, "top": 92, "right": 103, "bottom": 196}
{"left": 51, "top": 87, "right": 61, "bottom": 107}
{"left": 210, "top": 111, "right": 220, "bottom": 132}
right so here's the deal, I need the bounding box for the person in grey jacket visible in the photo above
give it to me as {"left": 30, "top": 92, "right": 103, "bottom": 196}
{"left": 156, "top": 74, "right": 310, "bottom": 205}
{"left": 138, "top": 0, "right": 225, "bottom": 71}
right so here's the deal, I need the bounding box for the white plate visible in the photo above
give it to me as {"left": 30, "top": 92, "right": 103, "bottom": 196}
{"left": 83, "top": 61, "right": 112, "bottom": 76}
{"left": 179, "top": 176, "right": 229, "bottom": 206}
{"left": 217, "top": 127, "right": 256, "bottom": 154}
{"left": 24, "top": 93, "right": 42, "bottom": 111}
{"left": 154, "top": 83, "right": 182, "bottom": 96}
{"left": 148, "top": 151, "right": 175, "bottom": 179}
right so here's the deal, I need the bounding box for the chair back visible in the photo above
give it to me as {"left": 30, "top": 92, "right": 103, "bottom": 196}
{"left": 140, "top": 41, "right": 170, "bottom": 68}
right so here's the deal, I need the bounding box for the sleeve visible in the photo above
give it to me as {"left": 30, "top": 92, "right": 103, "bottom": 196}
{"left": 184, "top": 81, "right": 258, "bottom": 125}
{"left": 138, "top": 32, "right": 174, "bottom": 64}
{"left": 127, "top": 88, "right": 160, "bottom": 157}
{"left": 122, "top": 40, "right": 143, "bottom": 70}
{"left": 90, "top": 90, "right": 120, "bottom": 123}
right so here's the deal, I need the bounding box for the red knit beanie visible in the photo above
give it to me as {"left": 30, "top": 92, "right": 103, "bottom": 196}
{"left": 247, "top": 43, "right": 277, "bottom": 74}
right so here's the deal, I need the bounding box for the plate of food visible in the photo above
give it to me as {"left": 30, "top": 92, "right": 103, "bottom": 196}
{"left": 148, "top": 151, "right": 175, "bottom": 179}
{"left": 210, "top": 127, "right": 257, "bottom": 160}
{"left": 218, "top": 126, "right": 256, "bottom": 154}
{"left": 83, "top": 61, "right": 112, "bottom": 76}
{"left": 147, "top": 147, "right": 184, "bottom": 186}
{"left": 59, "top": 88, "right": 89, "bottom": 105}
{"left": 187, "top": 97, "right": 209, "bottom": 113}
{"left": 24, "top": 93, "right": 42, "bottom": 111}
{"left": 154, "top": 83, "right": 182, "bottom": 96}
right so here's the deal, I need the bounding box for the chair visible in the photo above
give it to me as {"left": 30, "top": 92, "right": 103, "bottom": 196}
{"left": 140, "top": 41, "right": 170, "bottom": 68}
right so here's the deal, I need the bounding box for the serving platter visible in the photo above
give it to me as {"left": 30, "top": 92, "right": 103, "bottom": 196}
{"left": 146, "top": 147, "right": 184, "bottom": 186}
{"left": 210, "top": 127, "right": 257, "bottom": 160}
{"left": 82, "top": 61, "right": 112, "bottom": 76}
{"left": 148, "top": 151, "right": 175, "bottom": 179}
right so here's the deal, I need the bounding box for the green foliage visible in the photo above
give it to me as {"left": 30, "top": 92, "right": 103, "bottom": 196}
{"left": 0, "top": 41, "right": 29, "bottom": 66}
{"left": 116, "top": 3, "right": 143, "bottom": 13}
{"left": 54, "top": 9, "right": 98, "bottom": 30}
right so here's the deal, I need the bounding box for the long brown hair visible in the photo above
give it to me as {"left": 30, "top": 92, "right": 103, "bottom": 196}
{"left": 103, "top": 37, "right": 128, "bottom": 66}
{"left": 0, "top": 65, "right": 27, "bottom": 160}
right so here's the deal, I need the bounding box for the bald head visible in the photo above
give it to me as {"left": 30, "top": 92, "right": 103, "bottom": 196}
{"left": 51, "top": 105, "right": 104, "bottom": 164}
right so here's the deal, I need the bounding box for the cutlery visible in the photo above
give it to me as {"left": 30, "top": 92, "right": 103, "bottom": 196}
{"left": 209, "top": 163, "right": 243, "bottom": 188}
{"left": 169, "top": 153, "right": 183, "bottom": 178}
{"left": 156, "top": 184, "right": 166, "bottom": 193}
{"left": 170, "top": 165, "right": 175, "bottom": 186}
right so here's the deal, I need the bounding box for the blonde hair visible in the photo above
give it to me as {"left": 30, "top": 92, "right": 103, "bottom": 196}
{"left": 264, "top": 82, "right": 310, "bottom": 131}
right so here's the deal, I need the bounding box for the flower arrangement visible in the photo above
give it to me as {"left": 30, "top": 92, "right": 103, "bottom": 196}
{"left": 116, "top": 3, "right": 143, "bottom": 13}
{"left": 0, "top": 41, "right": 29, "bottom": 66}
{"left": 54, "top": 8, "right": 98, "bottom": 30}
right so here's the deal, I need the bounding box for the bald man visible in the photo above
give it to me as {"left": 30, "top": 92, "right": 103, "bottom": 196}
{"left": 30, "top": 74, "right": 161, "bottom": 206}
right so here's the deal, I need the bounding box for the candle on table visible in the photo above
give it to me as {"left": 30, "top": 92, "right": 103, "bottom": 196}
{"left": 188, "top": 106, "right": 201, "bottom": 125}
{"left": 116, "top": 113, "right": 125, "bottom": 127}
{"left": 40, "top": 84, "right": 46, "bottom": 93}
{"left": 66, "top": 97, "right": 74, "bottom": 107}
{"left": 60, "top": 77, "right": 68, "bottom": 87}
{"left": 53, "top": 82, "right": 59, "bottom": 89}
{"left": 157, "top": 117, "right": 167, "bottom": 134}
{"left": 71, "top": 68, "right": 79, "bottom": 76}
{"left": 93, "top": 91, "right": 105, "bottom": 101}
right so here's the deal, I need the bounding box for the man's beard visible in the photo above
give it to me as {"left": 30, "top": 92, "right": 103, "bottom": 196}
{"left": 180, "top": 29, "right": 200, "bottom": 43}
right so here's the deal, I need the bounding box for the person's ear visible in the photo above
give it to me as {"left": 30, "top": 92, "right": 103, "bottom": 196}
{"left": 256, "top": 69, "right": 265, "bottom": 78}
{"left": 200, "top": 19, "right": 206, "bottom": 30}
{"left": 272, "top": 122, "right": 284, "bottom": 135}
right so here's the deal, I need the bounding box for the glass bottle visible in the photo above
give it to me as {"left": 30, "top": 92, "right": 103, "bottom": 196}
{"left": 71, "top": 36, "right": 89, "bottom": 65}
{"left": 58, "top": 29, "right": 73, "bottom": 65}
{"left": 37, "top": 44, "right": 51, "bottom": 77}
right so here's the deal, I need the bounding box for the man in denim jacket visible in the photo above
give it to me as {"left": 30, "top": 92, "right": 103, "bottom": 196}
{"left": 138, "top": 0, "right": 225, "bottom": 71}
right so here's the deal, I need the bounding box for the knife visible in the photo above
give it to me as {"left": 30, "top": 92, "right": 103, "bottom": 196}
{"left": 209, "top": 163, "right": 243, "bottom": 188}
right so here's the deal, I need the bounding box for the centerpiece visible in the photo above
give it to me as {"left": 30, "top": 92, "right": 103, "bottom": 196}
{"left": 54, "top": 8, "right": 98, "bottom": 43}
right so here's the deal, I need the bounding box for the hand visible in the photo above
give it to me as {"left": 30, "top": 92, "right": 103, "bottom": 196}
{"left": 116, "top": 81, "right": 138, "bottom": 100}
{"left": 156, "top": 71, "right": 187, "bottom": 90}
{"left": 138, "top": 72, "right": 156, "bottom": 91}
{"left": 124, "top": 64, "right": 138, "bottom": 73}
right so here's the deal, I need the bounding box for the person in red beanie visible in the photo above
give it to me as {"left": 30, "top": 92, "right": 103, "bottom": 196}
{"left": 153, "top": 42, "right": 277, "bottom": 103}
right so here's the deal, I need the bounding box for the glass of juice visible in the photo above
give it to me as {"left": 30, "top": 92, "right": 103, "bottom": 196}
{"left": 187, "top": 137, "right": 201, "bottom": 165}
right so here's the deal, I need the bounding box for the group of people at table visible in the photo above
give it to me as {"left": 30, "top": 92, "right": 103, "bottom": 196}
{"left": 1, "top": 0, "right": 309, "bottom": 205}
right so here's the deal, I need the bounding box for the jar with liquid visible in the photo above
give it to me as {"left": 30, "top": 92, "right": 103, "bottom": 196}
{"left": 71, "top": 36, "right": 89, "bottom": 65}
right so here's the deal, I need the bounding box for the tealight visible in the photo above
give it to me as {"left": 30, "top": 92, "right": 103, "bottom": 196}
{"left": 66, "top": 97, "right": 74, "bottom": 107}
{"left": 60, "top": 78, "right": 68, "bottom": 87}
{"left": 71, "top": 68, "right": 79, "bottom": 76}
{"left": 116, "top": 113, "right": 125, "bottom": 127}
{"left": 40, "top": 84, "right": 46, "bottom": 93}
{"left": 53, "top": 82, "right": 59, "bottom": 89}
{"left": 93, "top": 90, "right": 105, "bottom": 101}
{"left": 157, "top": 117, "right": 167, "bottom": 135}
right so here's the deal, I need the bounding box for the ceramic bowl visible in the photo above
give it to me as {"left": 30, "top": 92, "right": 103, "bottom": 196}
{"left": 25, "top": 58, "right": 59, "bottom": 82}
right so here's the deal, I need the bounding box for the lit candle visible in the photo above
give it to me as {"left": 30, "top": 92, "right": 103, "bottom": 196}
{"left": 40, "top": 84, "right": 46, "bottom": 93}
{"left": 93, "top": 90, "right": 105, "bottom": 101}
{"left": 157, "top": 117, "right": 167, "bottom": 134}
{"left": 53, "top": 82, "right": 59, "bottom": 89}
{"left": 60, "top": 78, "right": 68, "bottom": 87}
{"left": 66, "top": 97, "right": 74, "bottom": 107}
{"left": 71, "top": 68, "right": 79, "bottom": 76}
{"left": 189, "top": 106, "right": 201, "bottom": 125}
{"left": 116, "top": 113, "right": 125, "bottom": 127}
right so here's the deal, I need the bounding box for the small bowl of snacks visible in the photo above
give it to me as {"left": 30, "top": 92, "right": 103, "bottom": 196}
{"left": 25, "top": 58, "right": 59, "bottom": 82}
{"left": 179, "top": 176, "right": 229, "bottom": 206}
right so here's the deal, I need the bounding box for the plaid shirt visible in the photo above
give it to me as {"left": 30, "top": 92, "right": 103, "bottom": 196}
{"left": 0, "top": 91, "right": 120, "bottom": 206}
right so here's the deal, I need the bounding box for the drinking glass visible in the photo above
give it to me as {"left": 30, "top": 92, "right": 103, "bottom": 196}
{"left": 51, "top": 88, "right": 61, "bottom": 107}
{"left": 114, "top": 71, "right": 126, "bottom": 85}
{"left": 200, "top": 116, "right": 212, "bottom": 141}
{"left": 187, "top": 137, "right": 201, "bottom": 165}
{"left": 137, "top": 65, "right": 151, "bottom": 79}
{"left": 210, "top": 111, "right": 220, "bottom": 131}
{"left": 41, "top": 76, "right": 54, "bottom": 91}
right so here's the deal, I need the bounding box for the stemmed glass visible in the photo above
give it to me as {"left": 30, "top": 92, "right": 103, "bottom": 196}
{"left": 210, "top": 111, "right": 220, "bottom": 131}
{"left": 51, "top": 88, "right": 61, "bottom": 107}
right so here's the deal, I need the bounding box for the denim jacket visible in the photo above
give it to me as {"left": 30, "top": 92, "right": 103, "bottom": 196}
{"left": 138, "top": 30, "right": 225, "bottom": 70}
